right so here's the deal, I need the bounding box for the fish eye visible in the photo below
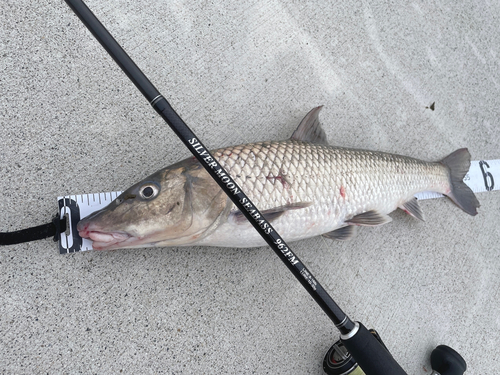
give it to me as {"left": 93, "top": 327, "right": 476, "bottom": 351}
{"left": 139, "top": 183, "right": 160, "bottom": 200}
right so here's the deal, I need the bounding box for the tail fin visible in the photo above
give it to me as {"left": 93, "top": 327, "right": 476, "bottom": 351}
{"left": 440, "top": 148, "right": 480, "bottom": 216}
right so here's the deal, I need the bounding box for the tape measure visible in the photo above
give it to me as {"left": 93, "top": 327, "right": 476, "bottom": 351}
{"left": 57, "top": 159, "right": 499, "bottom": 254}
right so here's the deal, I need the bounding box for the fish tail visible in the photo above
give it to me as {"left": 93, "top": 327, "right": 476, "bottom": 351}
{"left": 440, "top": 148, "right": 480, "bottom": 216}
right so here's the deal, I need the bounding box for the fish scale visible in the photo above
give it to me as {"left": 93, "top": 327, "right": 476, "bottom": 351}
{"left": 214, "top": 140, "right": 443, "bottom": 219}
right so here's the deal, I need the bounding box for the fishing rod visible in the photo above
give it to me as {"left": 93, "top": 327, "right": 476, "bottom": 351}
{"left": 60, "top": 1, "right": 466, "bottom": 374}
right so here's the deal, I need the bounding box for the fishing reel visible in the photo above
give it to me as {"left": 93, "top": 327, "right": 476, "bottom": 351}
{"left": 323, "top": 330, "right": 467, "bottom": 375}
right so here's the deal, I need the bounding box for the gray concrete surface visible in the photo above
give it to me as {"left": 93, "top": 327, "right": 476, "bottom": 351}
{"left": 1, "top": 0, "right": 499, "bottom": 374}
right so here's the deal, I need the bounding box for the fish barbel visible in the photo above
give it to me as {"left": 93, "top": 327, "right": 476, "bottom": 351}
{"left": 77, "top": 106, "right": 479, "bottom": 250}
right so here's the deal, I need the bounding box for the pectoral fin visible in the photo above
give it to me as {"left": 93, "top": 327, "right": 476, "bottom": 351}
{"left": 346, "top": 210, "right": 392, "bottom": 226}
{"left": 232, "top": 202, "right": 313, "bottom": 224}
{"left": 399, "top": 197, "right": 425, "bottom": 221}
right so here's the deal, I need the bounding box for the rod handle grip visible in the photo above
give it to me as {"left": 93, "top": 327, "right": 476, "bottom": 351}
{"left": 341, "top": 322, "right": 407, "bottom": 375}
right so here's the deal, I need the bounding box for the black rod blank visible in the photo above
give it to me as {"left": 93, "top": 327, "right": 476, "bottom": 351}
{"left": 62, "top": 1, "right": 408, "bottom": 374}
{"left": 63, "top": 0, "right": 353, "bottom": 334}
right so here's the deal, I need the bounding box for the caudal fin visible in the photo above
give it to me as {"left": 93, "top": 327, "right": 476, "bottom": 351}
{"left": 440, "top": 148, "right": 480, "bottom": 216}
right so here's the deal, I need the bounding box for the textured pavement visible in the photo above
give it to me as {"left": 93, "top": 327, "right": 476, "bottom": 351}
{"left": 1, "top": 1, "right": 499, "bottom": 374}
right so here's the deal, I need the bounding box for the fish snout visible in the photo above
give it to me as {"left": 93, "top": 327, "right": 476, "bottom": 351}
{"left": 76, "top": 219, "right": 94, "bottom": 239}
{"left": 77, "top": 220, "right": 88, "bottom": 238}
{"left": 76, "top": 218, "right": 133, "bottom": 250}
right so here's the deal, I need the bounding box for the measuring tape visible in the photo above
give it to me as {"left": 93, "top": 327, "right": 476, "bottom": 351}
{"left": 57, "top": 160, "right": 499, "bottom": 254}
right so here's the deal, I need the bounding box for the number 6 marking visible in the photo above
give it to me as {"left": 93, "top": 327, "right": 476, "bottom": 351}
{"left": 479, "top": 160, "right": 494, "bottom": 191}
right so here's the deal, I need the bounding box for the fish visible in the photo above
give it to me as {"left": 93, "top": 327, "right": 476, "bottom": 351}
{"left": 77, "top": 106, "right": 480, "bottom": 250}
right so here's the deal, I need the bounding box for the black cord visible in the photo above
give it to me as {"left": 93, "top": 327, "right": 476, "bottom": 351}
{"left": 0, "top": 216, "right": 66, "bottom": 245}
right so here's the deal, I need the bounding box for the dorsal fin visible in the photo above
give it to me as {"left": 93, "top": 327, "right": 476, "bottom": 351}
{"left": 290, "top": 106, "right": 329, "bottom": 145}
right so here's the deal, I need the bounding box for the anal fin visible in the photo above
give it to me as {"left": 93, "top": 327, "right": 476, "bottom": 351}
{"left": 399, "top": 197, "right": 425, "bottom": 221}
{"left": 346, "top": 210, "right": 392, "bottom": 226}
{"left": 322, "top": 226, "right": 357, "bottom": 241}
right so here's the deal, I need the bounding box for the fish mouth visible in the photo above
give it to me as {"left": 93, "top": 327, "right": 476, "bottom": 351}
{"left": 77, "top": 221, "right": 138, "bottom": 250}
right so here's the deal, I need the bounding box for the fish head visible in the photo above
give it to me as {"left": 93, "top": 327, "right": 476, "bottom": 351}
{"left": 77, "top": 158, "right": 229, "bottom": 250}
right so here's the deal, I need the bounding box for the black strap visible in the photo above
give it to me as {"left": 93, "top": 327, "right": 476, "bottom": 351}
{"left": 0, "top": 216, "right": 66, "bottom": 245}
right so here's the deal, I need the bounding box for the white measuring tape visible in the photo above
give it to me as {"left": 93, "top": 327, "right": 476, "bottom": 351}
{"left": 57, "top": 159, "right": 499, "bottom": 253}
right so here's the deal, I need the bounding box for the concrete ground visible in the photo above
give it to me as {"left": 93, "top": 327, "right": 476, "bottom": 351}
{"left": 1, "top": 0, "right": 499, "bottom": 374}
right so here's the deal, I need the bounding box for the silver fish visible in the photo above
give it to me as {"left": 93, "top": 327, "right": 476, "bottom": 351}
{"left": 77, "top": 106, "right": 479, "bottom": 250}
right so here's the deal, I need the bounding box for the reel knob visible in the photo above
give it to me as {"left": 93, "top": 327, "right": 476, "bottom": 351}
{"left": 430, "top": 345, "right": 467, "bottom": 375}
